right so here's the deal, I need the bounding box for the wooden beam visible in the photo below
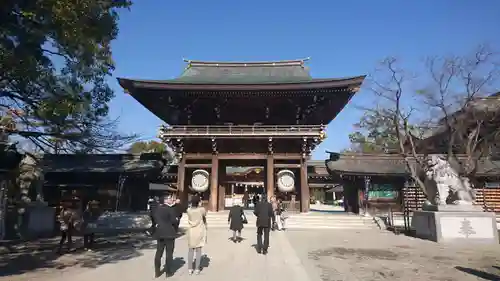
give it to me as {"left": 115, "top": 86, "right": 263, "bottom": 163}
{"left": 184, "top": 153, "right": 303, "bottom": 160}
{"left": 218, "top": 154, "right": 266, "bottom": 160}
{"left": 272, "top": 154, "right": 303, "bottom": 160}
{"left": 185, "top": 153, "right": 213, "bottom": 160}
{"left": 185, "top": 163, "right": 212, "bottom": 168}
{"left": 266, "top": 155, "right": 274, "bottom": 199}
{"left": 274, "top": 163, "right": 301, "bottom": 168}
{"left": 300, "top": 159, "right": 310, "bottom": 212}
{"left": 209, "top": 154, "right": 219, "bottom": 211}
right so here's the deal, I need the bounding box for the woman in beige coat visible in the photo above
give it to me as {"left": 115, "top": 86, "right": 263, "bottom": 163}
{"left": 186, "top": 195, "right": 207, "bottom": 275}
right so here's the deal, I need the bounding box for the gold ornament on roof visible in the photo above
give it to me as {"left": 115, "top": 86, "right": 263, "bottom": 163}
{"left": 319, "top": 130, "right": 326, "bottom": 140}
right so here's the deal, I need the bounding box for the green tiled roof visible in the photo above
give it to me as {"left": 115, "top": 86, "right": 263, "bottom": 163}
{"left": 166, "top": 59, "right": 313, "bottom": 84}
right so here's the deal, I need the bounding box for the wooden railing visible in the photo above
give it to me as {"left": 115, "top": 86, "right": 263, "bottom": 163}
{"left": 401, "top": 186, "right": 500, "bottom": 213}
{"left": 159, "top": 125, "right": 324, "bottom": 138}
{"left": 384, "top": 186, "right": 500, "bottom": 232}
{"left": 475, "top": 188, "right": 500, "bottom": 213}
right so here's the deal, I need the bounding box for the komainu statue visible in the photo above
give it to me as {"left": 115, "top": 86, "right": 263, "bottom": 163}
{"left": 423, "top": 155, "right": 475, "bottom": 206}
{"left": 18, "top": 153, "right": 45, "bottom": 204}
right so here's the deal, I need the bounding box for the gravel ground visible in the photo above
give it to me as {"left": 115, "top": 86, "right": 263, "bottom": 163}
{"left": 286, "top": 229, "right": 500, "bottom": 281}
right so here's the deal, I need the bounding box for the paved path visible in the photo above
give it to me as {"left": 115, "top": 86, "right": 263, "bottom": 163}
{"left": 51, "top": 229, "right": 320, "bottom": 281}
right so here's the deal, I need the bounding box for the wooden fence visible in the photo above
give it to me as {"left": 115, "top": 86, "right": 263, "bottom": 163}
{"left": 402, "top": 186, "right": 500, "bottom": 213}
{"left": 388, "top": 185, "right": 500, "bottom": 232}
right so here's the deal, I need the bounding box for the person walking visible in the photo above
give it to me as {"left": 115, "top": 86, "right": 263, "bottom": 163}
{"left": 57, "top": 203, "right": 76, "bottom": 254}
{"left": 242, "top": 192, "right": 249, "bottom": 209}
{"left": 186, "top": 195, "right": 207, "bottom": 275}
{"left": 270, "top": 196, "right": 278, "bottom": 230}
{"left": 147, "top": 197, "right": 158, "bottom": 235}
{"left": 228, "top": 201, "right": 246, "bottom": 243}
{"left": 82, "top": 201, "right": 100, "bottom": 251}
{"left": 253, "top": 195, "right": 273, "bottom": 255}
{"left": 275, "top": 198, "right": 286, "bottom": 231}
{"left": 153, "top": 195, "right": 178, "bottom": 278}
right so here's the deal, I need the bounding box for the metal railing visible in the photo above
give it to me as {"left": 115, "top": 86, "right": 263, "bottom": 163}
{"left": 159, "top": 125, "right": 324, "bottom": 138}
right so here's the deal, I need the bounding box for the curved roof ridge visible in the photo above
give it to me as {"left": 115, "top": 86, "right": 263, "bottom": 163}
{"left": 183, "top": 57, "right": 311, "bottom": 67}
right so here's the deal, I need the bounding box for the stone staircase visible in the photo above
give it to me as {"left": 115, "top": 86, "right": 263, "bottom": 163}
{"left": 179, "top": 211, "right": 379, "bottom": 230}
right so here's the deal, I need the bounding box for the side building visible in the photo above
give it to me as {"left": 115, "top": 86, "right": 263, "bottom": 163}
{"left": 325, "top": 152, "right": 500, "bottom": 216}
{"left": 42, "top": 153, "right": 167, "bottom": 212}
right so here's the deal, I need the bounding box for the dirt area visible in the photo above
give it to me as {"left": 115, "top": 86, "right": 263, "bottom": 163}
{"left": 286, "top": 229, "right": 500, "bottom": 281}
{"left": 0, "top": 233, "right": 157, "bottom": 281}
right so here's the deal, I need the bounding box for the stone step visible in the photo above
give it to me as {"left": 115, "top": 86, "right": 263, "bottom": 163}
{"left": 195, "top": 215, "right": 374, "bottom": 221}
{"left": 179, "top": 212, "right": 378, "bottom": 230}
{"left": 87, "top": 211, "right": 379, "bottom": 232}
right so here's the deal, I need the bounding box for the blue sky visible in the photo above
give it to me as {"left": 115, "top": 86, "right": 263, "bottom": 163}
{"left": 107, "top": 0, "right": 500, "bottom": 160}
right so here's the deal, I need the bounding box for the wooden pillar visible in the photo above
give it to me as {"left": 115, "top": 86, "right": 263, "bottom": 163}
{"left": 218, "top": 184, "right": 225, "bottom": 211}
{"left": 177, "top": 157, "right": 188, "bottom": 203}
{"left": 266, "top": 155, "right": 274, "bottom": 199}
{"left": 209, "top": 155, "right": 219, "bottom": 211}
{"left": 300, "top": 159, "right": 310, "bottom": 212}
{"left": 362, "top": 176, "right": 371, "bottom": 216}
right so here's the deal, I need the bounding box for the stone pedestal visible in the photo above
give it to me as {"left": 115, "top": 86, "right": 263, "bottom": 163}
{"left": 411, "top": 208, "right": 498, "bottom": 244}
{"left": 26, "top": 204, "right": 55, "bottom": 238}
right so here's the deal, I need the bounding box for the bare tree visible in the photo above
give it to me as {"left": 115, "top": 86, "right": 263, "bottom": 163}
{"left": 414, "top": 45, "right": 500, "bottom": 186}
{"left": 368, "top": 57, "right": 428, "bottom": 194}
{"left": 368, "top": 45, "right": 500, "bottom": 195}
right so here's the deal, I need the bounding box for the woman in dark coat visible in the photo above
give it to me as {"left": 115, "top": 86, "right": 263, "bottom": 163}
{"left": 228, "top": 202, "right": 246, "bottom": 243}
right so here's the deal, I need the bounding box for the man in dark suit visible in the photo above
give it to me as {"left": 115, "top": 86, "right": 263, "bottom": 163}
{"left": 153, "top": 195, "right": 178, "bottom": 278}
{"left": 253, "top": 194, "right": 274, "bottom": 255}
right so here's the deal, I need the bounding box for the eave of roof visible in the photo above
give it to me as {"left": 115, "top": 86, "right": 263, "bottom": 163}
{"left": 118, "top": 75, "right": 366, "bottom": 93}
{"left": 117, "top": 76, "right": 365, "bottom": 92}
{"left": 43, "top": 153, "right": 165, "bottom": 174}
{"left": 325, "top": 152, "right": 500, "bottom": 177}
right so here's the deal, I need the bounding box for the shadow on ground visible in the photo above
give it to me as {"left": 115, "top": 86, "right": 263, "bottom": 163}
{"left": 0, "top": 230, "right": 186, "bottom": 278}
{"left": 163, "top": 257, "right": 185, "bottom": 276}
{"left": 455, "top": 266, "right": 500, "bottom": 281}
{"left": 200, "top": 255, "right": 211, "bottom": 270}
{"left": 309, "top": 247, "right": 409, "bottom": 261}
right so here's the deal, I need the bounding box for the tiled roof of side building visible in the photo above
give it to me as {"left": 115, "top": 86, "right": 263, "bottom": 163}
{"left": 325, "top": 153, "right": 500, "bottom": 176}
{"left": 42, "top": 153, "right": 165, "bottom": 174}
